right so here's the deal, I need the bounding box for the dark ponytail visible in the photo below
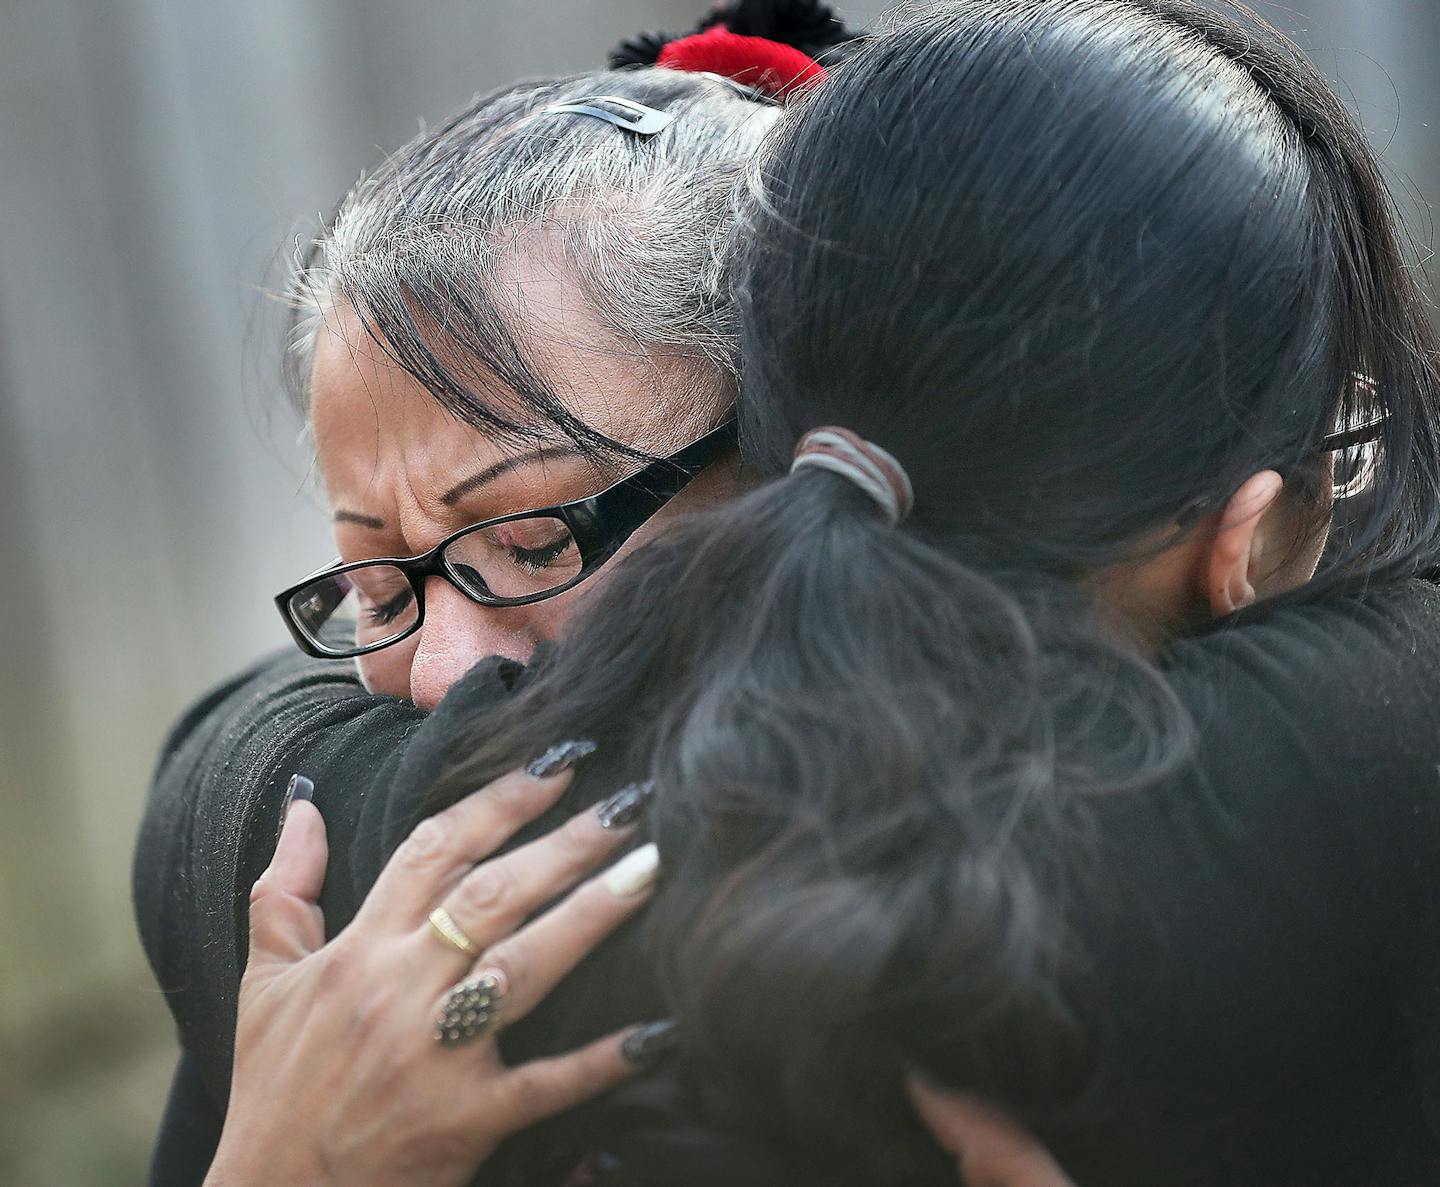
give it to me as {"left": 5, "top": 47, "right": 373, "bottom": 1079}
{"left": 459, "top": 473, "right": 1187, "bottom": 1187}
{"left": 438, "top": 2, "right": 1440, "bottom": 1183}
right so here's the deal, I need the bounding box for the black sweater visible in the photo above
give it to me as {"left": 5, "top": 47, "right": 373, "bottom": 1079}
{"left": 134, "top": 581, "right": 1440, "bottom": 1186}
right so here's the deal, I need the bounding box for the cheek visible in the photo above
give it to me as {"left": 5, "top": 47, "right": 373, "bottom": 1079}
{"left": 1282, "top": 520, "right": 1333, "bottom": 591}
{"left": 528, "top": 582, "right": 597, "bottom": 640}
{"left": 1265, "top": 484, "right": 1336, "bottom": 595}
{"left": 357, "top": 635, "right": 418, "bottom": 699}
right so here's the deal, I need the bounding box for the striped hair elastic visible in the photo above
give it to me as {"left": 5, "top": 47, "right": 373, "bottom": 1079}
{"left": 790, "top": 427, "right": 915, "bottom": 526}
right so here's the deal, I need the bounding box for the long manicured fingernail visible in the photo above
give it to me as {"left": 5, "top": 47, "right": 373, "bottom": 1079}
{"left": 526, "top": 739, "right": 597, "bottom": 779}
{"left": 596, "top": 780, "right": 654, "bottom": 830}
{"left": 276, "top": 774, "right": 314, "bottom": 840}
{"left": 604, "top": 842, "right": 660, "bottom": 897}
{"left": 621, "top": 1019, "right": 679, "bottom": 1068}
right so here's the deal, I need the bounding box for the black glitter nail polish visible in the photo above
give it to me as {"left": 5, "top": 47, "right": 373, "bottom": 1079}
{"left": 596, "top": 781, "right": 655, "bottom": 829}
{"left": 526, "top": 739, "right": 598, "bottom": 779}
{"left": 276, "top": 773, "right": 314, "bottom": 840}
{"left": 621, "top": 1019, "right": 679, "bottom": 1068}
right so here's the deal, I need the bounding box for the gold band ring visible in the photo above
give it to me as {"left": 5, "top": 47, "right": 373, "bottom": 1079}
{"left": 427, "top": 906, "right": 481, "bottom": 957}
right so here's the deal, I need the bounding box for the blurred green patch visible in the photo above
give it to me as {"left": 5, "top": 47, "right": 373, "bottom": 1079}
{"left": 1, "top": 1007, "right": 174, "bottom": 1187}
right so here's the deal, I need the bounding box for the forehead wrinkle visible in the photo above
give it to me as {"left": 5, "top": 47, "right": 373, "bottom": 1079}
{"left": 493, "top": 230, "right": 634, "bottom": 373}
{"left": 397, "top": 267, "right": 578, "bottom": 444}
{"left": 318, "top": 307, "right": 438, "bottom": 523}
{"left": 312, "top": 310, "right": 380, "bottom": 507}
{"left": 493, "top": 241, "right": 694, "bottom": 460}
{"left": 323, "top": 316, "right": 581, "bottom": 523}
{"left": 350, "top": 323, "right": 397, "bottom": 511}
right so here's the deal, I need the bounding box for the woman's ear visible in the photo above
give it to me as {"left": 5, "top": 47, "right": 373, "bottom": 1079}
{"left": 1197, "top": 470, "right": 1285, "bottom": 617}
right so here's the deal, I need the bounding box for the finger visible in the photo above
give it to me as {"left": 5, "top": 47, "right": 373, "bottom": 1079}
{"left": 487, "top": 1028, "right": 641, "bottom": 1133}
{"left": 247, "top": 797, "right": 329, "bottom": 971}
{"left": 358, "top": 760, "right": 583, "bottom": 933}
{"left": 466, "top": 842, "right": 659, "bottom": 1026}
{"left": 423, "top": 784, "right": 649, "bottom": 977}
{"left": 905, "top": 1077, "right": 1075, "bottom": 1187}
{"left": 268, "top": 778, "right": 327, "bottom": 900}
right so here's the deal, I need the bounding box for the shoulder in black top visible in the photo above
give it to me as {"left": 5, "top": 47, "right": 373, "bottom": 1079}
{"left": 1054, "top": 578, "right": 1440, "bottom": 1185}
{"left": 134, "top": 647, "right": 529, "bottom": 1183}
{"left": 134, "top": 580, "right": 1440, "bottom": 1186}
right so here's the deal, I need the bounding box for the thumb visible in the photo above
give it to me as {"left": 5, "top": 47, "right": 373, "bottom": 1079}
{"left": 246, "top": 777, "right": 330, "bottom": 971}
{"left": 906, "top": 1076, "right": 1075, "bottom": 1187}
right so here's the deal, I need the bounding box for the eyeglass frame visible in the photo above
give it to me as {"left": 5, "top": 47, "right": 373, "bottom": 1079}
{"left": 278, "top": 399, "right": 1385, "bottom": 659}
{"left": 1144, "top": 407, "right": 1390, "bottom": 531}
{"left": 275, "top": 418, "right": 738, "bottom": 659}
{"left": 1320, "top": 408, "right": 1386, "bottom": 502}
{"left": 1318, "top": 413, "right": 1384, "bottom": 454}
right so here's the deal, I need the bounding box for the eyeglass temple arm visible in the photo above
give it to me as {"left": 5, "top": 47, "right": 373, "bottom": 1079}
{"left": 1319, "top": 415, "right": 1385, "bottom": 452}
{"left": 563, "top": 420, "right": 738, "bottom": 558}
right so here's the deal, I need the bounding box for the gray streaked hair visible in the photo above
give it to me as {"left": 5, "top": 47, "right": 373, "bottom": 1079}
{"left": 287, "top": 67, "right": 780, "bottom": 459}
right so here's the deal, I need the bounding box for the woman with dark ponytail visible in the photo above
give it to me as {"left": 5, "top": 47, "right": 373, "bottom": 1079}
{"left": 447, "top": 13, "right": 1440, "bottom": 1179}
{"left": 200, "top": 2, "right": 1440, "bottom": 1184}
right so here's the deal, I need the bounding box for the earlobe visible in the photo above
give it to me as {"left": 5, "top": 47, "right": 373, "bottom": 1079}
{"left": 1201, "top": 470, "right": 1285, "bottom": 619}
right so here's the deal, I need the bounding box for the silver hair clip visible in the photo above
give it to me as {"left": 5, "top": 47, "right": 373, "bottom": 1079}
{"left": 693, "top": 71, "right": 783, "bottom": 107}
{"left": 544, "top": 95, "right": 675, "bottom": 136}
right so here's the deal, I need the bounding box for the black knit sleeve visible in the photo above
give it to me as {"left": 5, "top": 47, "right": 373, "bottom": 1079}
{"left": 133, "top": 650, "right": 527, "bottom": 1099}
{"left": 135, "top": 650, "right": 531, "bottom": 1185}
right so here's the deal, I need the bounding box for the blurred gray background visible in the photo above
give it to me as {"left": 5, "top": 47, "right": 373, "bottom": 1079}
{"left": 0, "top": 1, "right": 1433, "bottom": 1183}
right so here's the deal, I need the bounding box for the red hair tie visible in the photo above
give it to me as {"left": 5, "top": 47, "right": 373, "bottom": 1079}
{"left": 658, "top": 24, "right": 826, "bottom": 100}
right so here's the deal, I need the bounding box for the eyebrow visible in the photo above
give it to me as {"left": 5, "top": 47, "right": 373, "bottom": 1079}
{"left": 333, "top": 509, "right": 387, "bottom": 529}
{"left": 330, "top": 445, "right": 591, "bottom": 529}
{"left": 439, "top": 445, "right": 586, "bottom": 507}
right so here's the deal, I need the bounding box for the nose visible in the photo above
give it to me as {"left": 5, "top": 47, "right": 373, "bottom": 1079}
{"left": 408, "top": 580, "right": 537, "bottom": 710}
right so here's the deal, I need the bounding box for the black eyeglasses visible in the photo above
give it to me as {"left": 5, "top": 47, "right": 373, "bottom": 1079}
{"left": 1323, "top": 374, "right": 1386, "bottom": 500}
{"left": 276, "top": 419, "right": 738, "bottom": 659}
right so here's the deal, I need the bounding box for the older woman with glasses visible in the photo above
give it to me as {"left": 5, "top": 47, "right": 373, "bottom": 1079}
{"left": 275, "top": 420, "right": 738, "bottom": 665}
{"left": 133, "top": 4, "right": 843, "bottom": 1181}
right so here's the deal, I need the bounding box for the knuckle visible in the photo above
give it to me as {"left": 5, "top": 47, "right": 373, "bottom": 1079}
{"left": 244, "top": 895, "right": 277, "bottom": 941}
{"left": 478, "top": 948, "right": 522, "bottom": 1001}
{"left": 247, "top": 892, "right": 292, "bottom": 936}
{"left": 245, "top": 886, "right": 313, "bottom": 945}
{"left": 312, "top": 940, "right": 359, "bottom": 991}
{"left": 452, "top": 863, "right": 514, "bottom": 919}
{"left": 398, "top": 815, "right": 451, "bottom": 864}
{"left": 248, "top": 870, "right": 277, "bottom": 908}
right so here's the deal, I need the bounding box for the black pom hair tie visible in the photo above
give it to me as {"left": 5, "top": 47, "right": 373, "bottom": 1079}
{"left": 713, "top": 0, "right": 854, "bottom": 62}
{"left": 610, "top": 29, "right": 673, "bottom": 70}
{"left": 608, "top": 0, "right": 863, "bottom": 96}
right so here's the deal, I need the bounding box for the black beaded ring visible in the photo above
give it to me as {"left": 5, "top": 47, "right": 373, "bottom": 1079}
{"left": 434, "top": 972, "right": 504, "bottom": 1047}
